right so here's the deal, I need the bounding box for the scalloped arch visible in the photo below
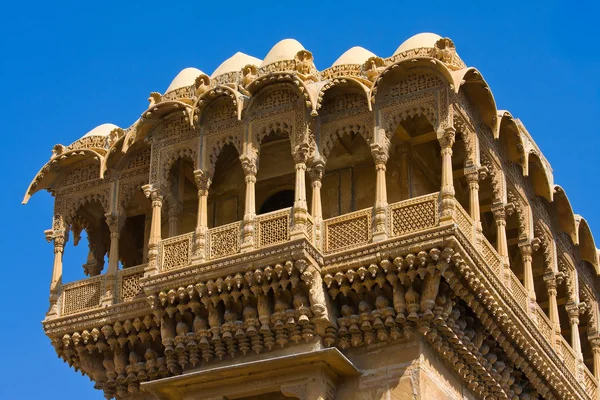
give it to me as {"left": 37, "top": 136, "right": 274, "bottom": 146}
{"left": 369, "top": 57, "right": 455, "bottom": 106}
{"left": 245, "top": 72, "right": 316, "bottom": 113}
{"left": 315, "top": 77, "right": 371, "bottom": 113}
{"left": 194, "top": 85, "right": 245, "bottom": 124}
{"left": 452, "top": 68, "right": 497, "bottom": 130}
{"left": 495, "top": 111, "right": 526, "bottom": 169}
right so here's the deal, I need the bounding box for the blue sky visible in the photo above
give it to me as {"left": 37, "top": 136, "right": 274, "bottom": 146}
{"left": 1, "top": 1, "right": 599, "bottom": 399}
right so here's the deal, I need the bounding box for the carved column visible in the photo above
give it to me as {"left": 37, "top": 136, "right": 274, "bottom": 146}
{"left": 544, "top": 272, "right": 561, "bottom": 337}
{"left": 590, "top": 338, "right": 600, "bottom": 380}
{"left": 308, "top": 161, "right": 324, "bottom": 248}
{"left": 193, "top": 170, "right": 211, "bottom": 262}
{"left": 465, "top": 167, "right": 481, "bottom": 231}
{"left": 45, "top": 228, "right": 66, "bottom": 317}
{"left": 520, "top": 243, "right": 535, "bottom": 302}
{"left": 143, "top": 184, "right": 164, "bottom": 276}
{"left": 567, "top": 302, "right": 583, "bottom": 360}
{"left": 291, "top": 145, "right": 309, "bottom": 240}
{"left": 371, "top": 143, "right": 389, "bottom": 242}
{"left": 167, "top": 198, "right": 182, "bottom": 238}
{"left": 492, "top": 205, "right": 509, "bottom": 267}
{"left": 240, "top": 155, "right": 257, "bottom": 251}
{"left": 439, "top": 127, "right": 456, "bottom": 222}
{"left": 103, "top": 212, "right": 124, "bottom": 306}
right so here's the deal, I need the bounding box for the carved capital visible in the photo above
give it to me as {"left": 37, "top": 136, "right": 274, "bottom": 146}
{"left": 239, "top": 155, "right": 258, "bottom": 177}
{"left": 370, "top": 142, "right": 389, "bottom": 165}
{"left": 104, "top": 213, "right": 124, "bottom": 235}
{"left": 308, "top": 160, "right": 325, "bottom": 183}
{"left": 438, "top": 126, "right": 456, "bottom": 149}
{"left": 293, "top": 142, "right": 311, "bottom": 164}
{"left": 492, "top": 205, "right": 506, "bottom": 223}
{"left": 193, "top": 169, "right": 212, "bottom": 193}
{"left": 142, "top": 184, "right": 164, "bottom": 204}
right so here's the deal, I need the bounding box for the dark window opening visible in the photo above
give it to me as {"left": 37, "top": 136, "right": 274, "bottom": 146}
{"left": 259, "top": 190, "right": 294, "bottom": 214}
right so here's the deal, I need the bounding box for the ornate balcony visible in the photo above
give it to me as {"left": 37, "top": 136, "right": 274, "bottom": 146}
{"left": 44, "top": 193, "right": 598, "bottom": 400}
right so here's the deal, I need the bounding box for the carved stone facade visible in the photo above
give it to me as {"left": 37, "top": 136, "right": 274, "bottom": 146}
{"left": 25, "top": 33, "right": 600, "bottom": 400}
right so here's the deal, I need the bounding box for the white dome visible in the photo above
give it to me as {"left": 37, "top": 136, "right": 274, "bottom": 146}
{"left": 332, "top": 46, "right": 376, "bottom": 67}
{"left": 211, "top": 52, "right": 262, "bottom": 78}
{"left": 81, "top": 123, "right": 120, "bottom": 139}
{"left": 394, "top": 32, "right": 443, "bottom": 55}
{"left": 261, "top": 39, "right": 305, "bottom": 67}
{"left": 165, "top": 67, "right": 205, "bottom": 93}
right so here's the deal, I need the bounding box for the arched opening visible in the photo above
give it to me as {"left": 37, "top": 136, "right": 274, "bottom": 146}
{"left": 530, "top": 232, "right": 550, "bottom": 317}
{"left": 63, "top": 200, "right": 110, "bottom": 282}
{"left": 321, "top": 132, "right": 375, "bottom": 219}
{"left": 478, "top": 161, "right": 498, "bottom": 248}
{"left": 255, "top": 133, "right": 298, "bottom": 215}
{"left": 207, "top": 143, "right": 245, "bottom": 228}
{"left": 387, "top": 115, "right": 440, "bottom": 204}
{"left": 557, "top": 277, "right": 572, "bottom": 345}
{"left": 452, "top": 130, "right": 471, "bottom": 213}
{"left": 165, "top": 157, "right": 198, "bottom": 237}
{"left": 579, "top": 286, "right": 595, "bottom": 373}
{"left": 259, "top": 190, "right": 294, "bottom": 214}
{"left": 505, "top": 208, "right": 524, "bottom": 285}
{"left": 120, "top": 188, "right": 151, "bottom": 268}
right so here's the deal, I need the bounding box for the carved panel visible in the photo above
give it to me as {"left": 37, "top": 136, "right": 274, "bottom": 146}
{"left": 323, "top": 208, "right": 372, "bottom": 253}
{"left": 62, "top": 275, "right": 105, "bottom": 316}
{"left": 388, "top": 193, "right": 438, "bottom": 237}
{"left": 256, "top": 209, "right": 290, "bottom": 247}
{"left": 159, "top": 232, "right": 193, "bottom": 271}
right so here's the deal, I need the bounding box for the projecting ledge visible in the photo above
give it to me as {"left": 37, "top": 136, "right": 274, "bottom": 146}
{"left": 141, "top": 348, "right": 360, "bottom": 400}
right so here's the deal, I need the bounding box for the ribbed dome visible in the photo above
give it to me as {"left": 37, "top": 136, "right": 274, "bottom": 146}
{"left": 394, "top": 32, "right": 443, "bottom": 55}
{"left": 261, "top": 39, "right": 305, "bottom": 67}
{"left": 165, "top": 67, "right": 204, "bottom": 93}
{"left": 211, "top": 52, "right": 262, "bottom": 78}
{"left": 332, "top": 46, "right": 376, "bottom": 67}
{"left": 81, "top": 123, "right": 120, "bottom": 139}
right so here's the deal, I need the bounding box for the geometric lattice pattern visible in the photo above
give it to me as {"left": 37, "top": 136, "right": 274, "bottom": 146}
{"left": 256, "top": 209, "right": 290, "bottom": 247}
{"left": 62, "top": 275, "right": 104, "bottom": 315}
{"left": 117, "top": 265, "right": 145, "bottom": 302}
{"left": 561, "top": 339, "right": 577, "bottom": 377}
{"left": 305, "top": 216, "right": 314, "bottom": 244}
{"left": 535, "top": 306, "right": 554, "bottom": 346}
{"left": 481, "top": 238, "right": 502, "bottom": 277}
{"left": 390, "top": 195, "right": 437, "bottom": 237}
{"left": 455, "top": 203, "right": 474, "bottom": 240}
{"left": 208, "top": 222, "right": 241, "bottom": 259}
{"left": 510, "top": 274, "right": 528, "bottom": 312}
{"left": 160, "top": 232, "right": 193, "bottom": 271}
{"left": 324, "top": 209, "right": 371, "bottom": 253}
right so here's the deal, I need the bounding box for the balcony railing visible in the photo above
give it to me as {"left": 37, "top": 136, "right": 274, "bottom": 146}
{"left": 49, "top": 193, "right": 599, "bottom": 399}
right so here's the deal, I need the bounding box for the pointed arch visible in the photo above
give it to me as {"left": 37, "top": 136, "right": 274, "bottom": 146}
{"left": 576, "top": 216, "right": 599, "bottom": 273}
{"left": 495, "top": 110, "right": 526, "bottom": 170}
{"left": 193, "top": 85, "right": 246, "bottom": 124}
{"left": 23, "top": 150, "right": 104, "bottom": 204}
{"left": 528, "top": 151, "right": 554, "bottom": 202}
{"left": 315, "top": 77, "right": 371, "bottom": 114}
{"left": 553, "top": 185, "right": 578, "bottom": 244}
{"left": 245, "top": 72, "right": 316, "bottom": 113}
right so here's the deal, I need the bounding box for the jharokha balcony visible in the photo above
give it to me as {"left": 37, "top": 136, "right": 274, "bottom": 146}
{"left": 25, "top": 33, "right": 600, "bottom": 400}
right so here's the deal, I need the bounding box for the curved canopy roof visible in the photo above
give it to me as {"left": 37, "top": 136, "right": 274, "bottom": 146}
{"left": 165, "top": 67, "right": 204, "bottom": 93}
{"left": 211, "top": 52, "right": 262, "bottom": 78}
{"left": 332, "top": 46, "right": 376, "bottom": 67}
{"left": 394, "top": 32, "right": 443, "bottom": 54}
{"left": 261, "top": 39, "right": 305, "bottom": 67}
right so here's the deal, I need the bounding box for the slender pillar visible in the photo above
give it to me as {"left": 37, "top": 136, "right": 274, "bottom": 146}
{"left": 193, "top": 170, "right": 211, "bottom": 262}
{"left": 544, "top": 272, "right": 562, "bottom": 349}
{"left": 308, "top": 161, "right": 324, "bottom": 248}
{"left": 567, "top": 302, "right": 583, "bottom": 360}
{"left": 167, "top": 198, "right": 182, "bottom": 238}
{"left": 590, "top": 338, "right": 600, "bottom": 380}
{"left": 240, "top": 155, "right": 257, "bottom": 251}
{"left": 45, "top": 228, "right": 66, "bottom": 318}
{"left": 103, "top": 213, "right": 123, "bottom": 305}
{"left": 371, "top": 143, "right": 389, "bottom": 242}
{"left": 520, "top": 243, "right": 536, "bottom": 301}
{"left": 439, "top": 127, "right": 456, "bottom": 222}
{"left": 465, "top": 168, "right": 481, "bottom": 231}
{"left": 492, "top": 205, "right": 510, "bottom": 267}
{"left": 143, "top": 184, "right": 164, "bottom": 275}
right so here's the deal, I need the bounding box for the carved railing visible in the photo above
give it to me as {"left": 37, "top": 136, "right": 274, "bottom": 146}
{"left": 584, "top": 367, "right": 598, "bottom": 399}
{"left": 534, "top": 304, "right": 554, "bottom": 346}
{"left": 159, "top": 232, "right": 193, "bottom": 271}
{"left": 509, "top": 273, "right": 529, "bottom": 313}
{"left": 207, "top": 221, "right": 242, "bottom": 260}
{"left": 479, "top": 235, "right": 503, "bottom": 278}
{"left": 388, "top": 192, "right": 439, "bottom": 237}
{"left": 61, "top": 275, "right": 105, "bottom": 316}
{"left": 454, "top": 200, "right": 475, "bottom": 242}
{"left": 117, "top": 264, "right": 146, "bottom": 302}
{"left": 323, "top": 207, "right": 372, "bottom": 253}
{"left": 560, "top": 337, "right": 578, "bottom": 377}
{"left": 305, "top": 213, "right": 315, "bottom": 245}
{"left": 255, "top": 208, "right": 291, "bottom": 248}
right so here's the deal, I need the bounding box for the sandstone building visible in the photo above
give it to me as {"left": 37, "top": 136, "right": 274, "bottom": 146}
{"left": 24, "top": 33, "right": 600, "bottom": 400}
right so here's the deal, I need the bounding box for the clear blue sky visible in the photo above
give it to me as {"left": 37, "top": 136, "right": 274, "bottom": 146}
{"left": 1, "top": 1, "right": 598, "bottom": 399}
